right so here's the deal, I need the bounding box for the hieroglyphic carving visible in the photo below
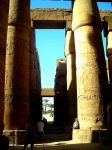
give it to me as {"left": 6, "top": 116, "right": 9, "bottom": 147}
{"left": 72, "top": 0, "right": 107, "bottom": 131}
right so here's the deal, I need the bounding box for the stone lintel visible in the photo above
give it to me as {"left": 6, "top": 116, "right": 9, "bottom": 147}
{"left": 33, "top": 20, "right": 66, "bottom": 29}
{"left": 41, "top": 88, "right": 54, "bottom": 97}
{"left": 31, "top": 8, "right": 72, "bottom": 21}
{"left": 31, "top": 8, "right": 72, "bottom": 29}
{"left": 31, "top": 9, "right": 112, "bottom": 30}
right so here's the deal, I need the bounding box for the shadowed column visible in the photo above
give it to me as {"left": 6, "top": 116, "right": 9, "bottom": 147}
{"left": 4, "top": 0, "right": 31, "bottom": 130}
{"left": 54, "top": 59, "right": 67, "bottom": 126}
{"left": 35, "top": 50, "right": 42, "bottom": 121}
{"left": 29, "top": 27, "right": 37, "bottom": 122}
{"left": 72, "top": 0, "right": 108, "bottom": 129}
{"left": 0, "top": 0, "right": 9, "bottom": 134}
{"left": 29, "top": 28, "right": 42, "bottom": 123}
{"left": 64, "top": 30, "right": 77, "bottom": 125}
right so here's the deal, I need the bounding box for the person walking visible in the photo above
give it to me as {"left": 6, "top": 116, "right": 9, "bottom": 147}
{"left": 43, "top": 117, "right": 47, "bottom": 133}
{"left": 23, "top": 120, "right": 35, "bottom": 150}
{"left": 36, "top": 120, "right": 44, "bottom": 142}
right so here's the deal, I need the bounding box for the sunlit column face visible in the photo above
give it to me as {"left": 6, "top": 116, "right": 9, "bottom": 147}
{"left": 72, "top": 0, "right": 108, "bottom": 129}
{"left": 107, "top": 31, "right": 112, "bottom": 84}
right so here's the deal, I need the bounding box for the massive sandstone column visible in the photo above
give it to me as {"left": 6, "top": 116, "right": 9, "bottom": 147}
{"left": 106, "top": 20, "right": 112, "bottom": 85}
{"left": 29, "top": 29, "right": 42, "bottom": 123}
{"left": 35, "top": 50, "right": 42, "bottom": 121}
{"left": 64, "top": 30, "right": 77, "bottom": 125}
{"left": 72, "top": 0, "right": 108, "bottom": 129}
{"left": 4, "top": 0, "right": 31, "bottom": 130}
{"left": 0, "top": 0, "right": 9, "bottom": 134}
{"left": 54, "top": 59, "right": 67, "bottom": 126}
{"left": 29, "top": 27, "right": 37, "bottom": 123}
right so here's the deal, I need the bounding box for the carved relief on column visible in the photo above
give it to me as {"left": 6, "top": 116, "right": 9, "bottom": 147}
{"left": 0, "top": 0, "right": 9, "bottom": 134}
{"left": 64, "top": 30, "right": 77, "bottom": 125}
{"left": 72, "top": 0, "right": 108, "bottom": 129}
{"left": 4, "top": 0, "right": 31, "bottom": 130}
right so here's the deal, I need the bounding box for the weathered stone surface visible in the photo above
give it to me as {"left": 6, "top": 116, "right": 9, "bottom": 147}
{"left": 54, "top": 59, "right": 67, "bottom": 126}
{"left": 31, "top": 8, "right": 72, "bottom": 21}
{"left": 72, "top": 129, "right": 92, "bottom": 143}
{"left": 0, "top": 0, "right": 9, "bottom": 134}
{"left": 65, "top": 30, "right": 77, "bottom": 125}
{"left": 30, "top": 8, "right": 112, "bottom": 30}
{"left": 72, "top": 0, "right": 108, "bottom": 130}
{"left": 41, "top": 88, "right": 54, "bottom": 97}
{"left": 64, "top": 30, "right": 75, "bottom": 56}
{"left": 8, "top": 0, "right": 31, "bottom": 30}
{"left": 106, "top": 31, "right": 112, "bottom": 84}
{"left": 4, "top": 0, "right": 31, "bottom": 130}
{"left": 72, "top": 0, "right": 102, "bottom": 31}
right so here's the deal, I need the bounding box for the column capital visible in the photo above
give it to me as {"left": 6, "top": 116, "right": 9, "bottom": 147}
{"left": 64, "top": 30, "right": 75, "bottom": 56}
{"left": 66, "top": 21, "right": 72, "bottom": 31}
{"left": 72, "top": 0, "right": 102, "bottom": 31}
{"left": 103, "top": 16, "right": 112, "bottom": 31}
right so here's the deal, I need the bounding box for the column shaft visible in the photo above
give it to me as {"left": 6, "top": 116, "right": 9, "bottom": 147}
{"left": 29, "top": 28, "right": 42, "bottom": 122}
{"left": 4, "top": 0, "right": 31, "bottom": 130}
{"left": 72, "top": 0, "right": 108, "bottom": 129}
{"left": 0, "top": 0, "right": 9, "bottom": 133}
{"left": 107, "top": 31, "right": 112, "bottom": 84}
{"left": 65, "top": 30, "right": 77, "bottom": 125}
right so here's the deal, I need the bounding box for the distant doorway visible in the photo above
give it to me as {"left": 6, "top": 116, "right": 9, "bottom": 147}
{"left": 42, "top": 97, "right": 54, "bottom": 122}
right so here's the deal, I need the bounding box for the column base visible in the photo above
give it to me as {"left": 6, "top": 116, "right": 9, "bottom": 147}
{"left": 72, "top": 128, "right": 108, "bottom": 143}
{"left": 72, "top": 129, "right": 92, "bottom": 143}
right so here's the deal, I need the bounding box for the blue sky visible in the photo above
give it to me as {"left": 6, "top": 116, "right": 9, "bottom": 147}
{"left": 30, "top": 1, "right": 111, "bottom": 91}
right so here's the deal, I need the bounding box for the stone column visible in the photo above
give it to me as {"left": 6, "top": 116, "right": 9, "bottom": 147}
{"left": 4, "top": 0, "right": 31, "bottom": 130}
{"left": 29, "top": 26, "right": 37, "bottom": 123}
{"left": 64, "top": 30, "right": 77, "bottom": 125}
{"left": 29, "top": 29, "right": 42, "bottom": 123}
{"left": 54, "top": 59, "right": 67, "bottom": 126}
{"left": 34, "top": 50, "right": 42, "bottom": 122}
{"left": 72, "top": 0, "right": 108, "bottom": 129}
{"left": 0, "top": 0, "right": 9, "bottom": 134}
{"left": 106, "top": 20, "right": 112, "bottom": 85}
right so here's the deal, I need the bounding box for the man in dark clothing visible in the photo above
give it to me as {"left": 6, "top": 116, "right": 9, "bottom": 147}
{"left": 23, "top": 121, "right": 35, "bottom": 150}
